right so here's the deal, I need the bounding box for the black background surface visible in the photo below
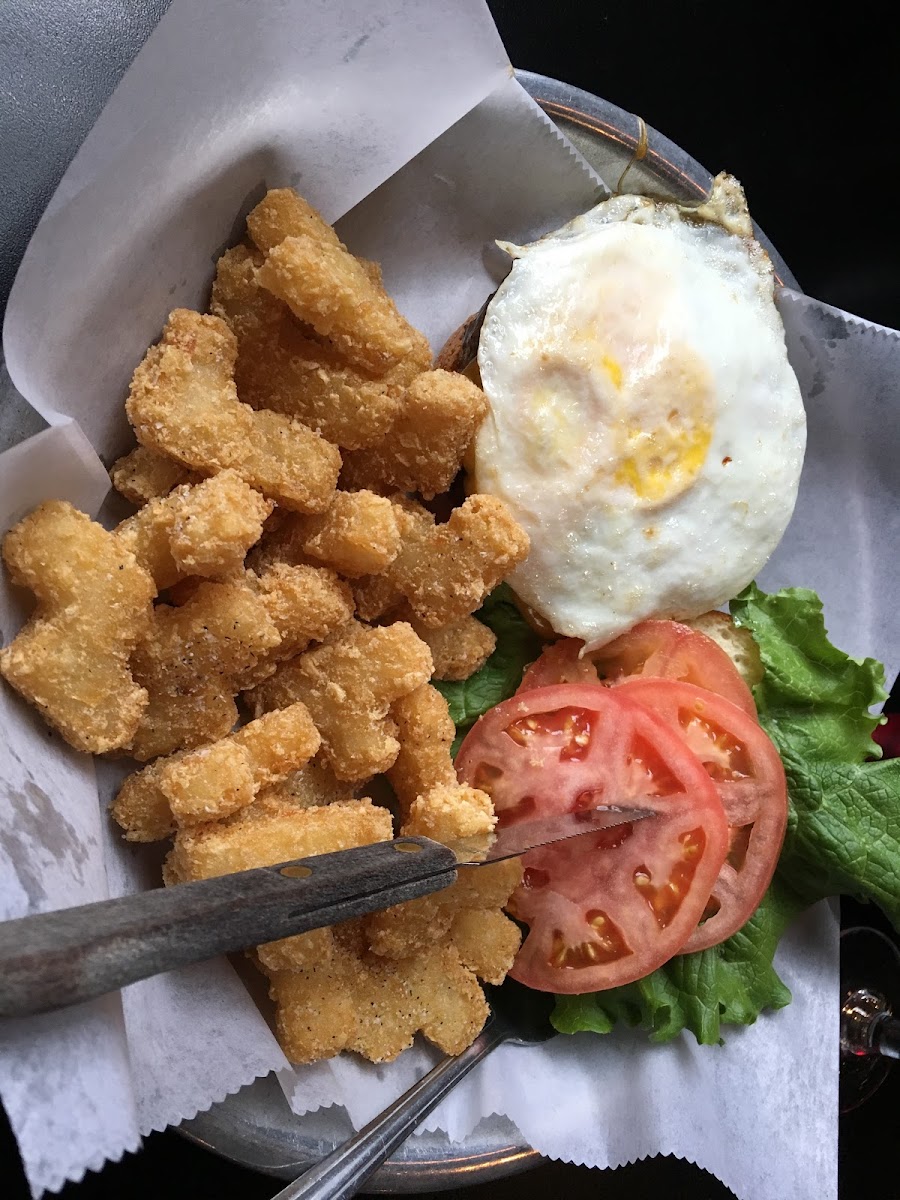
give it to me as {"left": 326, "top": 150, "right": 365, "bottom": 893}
{"left": 2, "top": 2, "right": 899, "bottom": 1198}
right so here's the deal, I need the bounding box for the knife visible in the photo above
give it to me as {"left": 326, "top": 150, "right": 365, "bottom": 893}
{"left": 0, "top": 805, "right": 650, "bottom": 1020}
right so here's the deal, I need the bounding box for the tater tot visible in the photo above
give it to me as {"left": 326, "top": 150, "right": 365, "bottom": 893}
{"left": 239, "top": 562, "right": 355, "bottom": 687}
{"left": 0, "top": 502, "right": 154, "bottom": 754}
{"left": 112, "top": 704, "right": 320, "bottom": 837}
{"left": 110, "top": 445, "right": 199, "bottom": 505}
{"left": 115, "top": 470, "right": 272, "bottom": 589}
{"left": 211, "top": 245, "right": 403, "bottom": 450}
{"left": 248, "top": 621, "right": 433, "bottom": 781}
{"left": 256, "top": 234, "right": 417, "bottom": 376}
{"left": 267, "top": 940, "right": 487, "bottom": 1064}
{"left": 451, "top": 908, "right": 522, "bottom": 985}
{"left": 340, "top": 370, "right": 488, "bottom": 498}
{"left": 406, "top": 612, "right": 496, "bottom": 681}
{"left": 386, "top": 685, "right": 457, "bottom": 815}
{"left": 126, "top": 309, "right": 341, "bottom": 513}
{"left": 128, "top": 579, "right": 280, "bottom": 762}
{"left": 165, "top": 797, "right": 392, "bottom": 881}
{"left": 291, "top": 490, "right": 401, "bottom": 578}
{"left": 389, "top": 495, "right": 529, "bottom": 628}
{"left": 246, "top": 188, "right": 343, "bottom": 255}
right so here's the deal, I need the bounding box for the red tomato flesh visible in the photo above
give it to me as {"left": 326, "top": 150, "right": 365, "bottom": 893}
{"left": 520, "top": 619, "right": 757, "bottom": 717}
{"left": 614, "top": 678, "right": 787, "bottom": 952}
{"left": 455, "top": 684, "right": 729, "bottom": 993}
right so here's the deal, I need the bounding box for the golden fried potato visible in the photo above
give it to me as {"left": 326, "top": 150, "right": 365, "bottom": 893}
{"left": 376, "top": 495, "right": 529, "bottom": 629}
{"left": 254, "top": 759, "right": 359, "bottom": 810}
{"left": 267, "top": 939, "right": 488, "bottom": 1064}
{"left": 112, "top": 703, "right": 320, "bottom": 838}
{"left": 404, "top": 783, "right": 496, "bottom": 854}
{"left": 366, "top": 858, "right": 522, "bottom": 961}
{"left": 406, "top": 612, "right": 496, "bottom": 681}
{"left": 451, "top": 908, "right": 521, "bottom": 985}
{"left": 243, "top": 562, "right": 355, "bottom": 680}
{"left": 0, "top": 502, "right": 154, "bottom": 753}
{"left": 128, "top": 579, "right": 280, "bottom": 761}
{"left": 211, "top": 245, "right": 404, "bottom": 451}
{"left": 256, "top": 234, "right": 419, "bottom": 377}
{"left": 165, "top": 796, "right": 392, "bottom": 880}
{"left": 386, "top": 685, "right": 457, "bottom": 815}
{"left": 110, "top": 446, "right": 199, "bottom": 505}
{"left": 289, "top": 490, "right": 401, "bottom": 578}
{"left": 351, "top": 572, "right": 404, "bottom": 623}
{"left": 125, "top": 309, "right": 341, "bottom": 512}
{"left": 248, "top": 620, "right": 432, "bottom": 781}
{"left": 257, "top": 928, "right": 335, "bottom": 973}
{"left": 246, "top": 189, "right": 343, "bottom": 255}
{"left": 340, "top": 370, "right": 488, "bottom": 498}
{"left": 115, "top": 470, "right": 272, "bottom": 588}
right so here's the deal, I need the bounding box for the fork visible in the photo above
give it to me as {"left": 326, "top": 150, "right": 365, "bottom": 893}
{"left": 271, "top": 978, "right": 556, "bottom": 1200}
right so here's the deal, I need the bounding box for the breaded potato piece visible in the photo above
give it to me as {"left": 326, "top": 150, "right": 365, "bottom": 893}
{"left": 366, "top": 858, "right": 522, "bottom": 961}
{"left": 161, "top": 739, "right": 255, "bottom": 825}
{"left": 161, "top": 705, "right": 320, "bottom": 825}
{"left": 257, "top": 928, "right": 335, "bottom": 973}
{"left": 109, "top": 754, "right": 180, "bottom": 843}
{"left": 115, "top": 470, "right": 272, "bottom": 588}
{"left": 110, "top": 446, "right": 199, "bottom": 505}
{"left": 406, "top": 612, "right": 496, "bottom": 681}
{"left": 167, "top": 472, "right": 272, "bottom": 578}
{"left": 290, "top": 490, "right": 401, "bottom": 578}
{"left": 256, "top": 234, "right": 419, "bottom": 376}
{"left": 340, "top": 370, "right": 488, "bottom": 498}
{"left": 244, "top": 562, "right": 355, "bottom": 680}
{"left": 112, "top": 703, "right": 320, "bottom": 838}
{"left": 386, "top": 685, "right": 457, "bottom": 815}
{"left": 246, "top": 189, "right": 343, "bottom": 255}
{"left": 379, "top": 495, "right": 529, "bottom": 629}
{"left": 268, "top": 940, "right": 488, "bottom": 1063}
{"left": 451, "top": 908, "right": 521, "bottom": 985}
{"left": 351, "top": 572, "right": 404, "bottom": 623}
{"left": 125, "top": 309, "right": 341, "bottom": 513}
{"left": 128, "top": 579, "right": 280, "bottom": 761}
{"left": 365, "top": 782, "right": 498, "bottom": 960}
{"left": 248, "top": 621, "right": 432, "bottom": 781}
{"left": 0, "top": 502, "right": 154, "bottom": 753}
{"left": 404, "top": 783, "right": 496, "bottom": 855}
{"left": 165, "top": 796, "right": 393, "bottom": 881}
{"left": 254, "top": 759, "right": 359, "bottom": 810}
{"left": 211, "top": 245, "right": 404, "bottom": 451}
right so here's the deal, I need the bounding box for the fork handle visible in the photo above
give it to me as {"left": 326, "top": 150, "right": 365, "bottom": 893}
{"left": 272, "top": 1020, "right": 509, "bottom": 1200}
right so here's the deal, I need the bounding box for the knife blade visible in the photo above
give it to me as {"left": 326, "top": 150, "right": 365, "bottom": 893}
{"left": 0, "top": 805, "right": 652, "bottom": 1020}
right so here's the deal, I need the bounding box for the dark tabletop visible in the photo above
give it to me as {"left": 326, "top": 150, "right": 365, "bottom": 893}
{"left": 2, "top": 2, "right": 899, "bottom": 1198}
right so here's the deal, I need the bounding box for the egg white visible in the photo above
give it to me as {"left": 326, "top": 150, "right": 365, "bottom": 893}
{"left": 474, "top": 174, "right": 807, "bottom": 651}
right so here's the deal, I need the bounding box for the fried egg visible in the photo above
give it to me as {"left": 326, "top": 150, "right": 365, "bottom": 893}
{"left": 473, "top": 174, "right": 806, "bottom": 650}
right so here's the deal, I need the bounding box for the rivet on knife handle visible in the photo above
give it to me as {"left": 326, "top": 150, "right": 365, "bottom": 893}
{"left": 0, "top": 837, "right": 458, "bottom": 1019}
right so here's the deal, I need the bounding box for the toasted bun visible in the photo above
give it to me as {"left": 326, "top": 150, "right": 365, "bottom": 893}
{"left": 684, "top": 611, "right": 763, "bottom": 687}
{"left": 435, "top": 320, "right": 471, "bottom": 371}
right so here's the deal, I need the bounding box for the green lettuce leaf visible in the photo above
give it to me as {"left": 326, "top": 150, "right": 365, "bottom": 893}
{"left": 434, "top": 584, "right": 544, "bottom": 739}
{"left": 551, "top": 876, "right": 803, "bottom": 1044}
{"left": 730, "top": 582, "right": 887, "bottom": 764}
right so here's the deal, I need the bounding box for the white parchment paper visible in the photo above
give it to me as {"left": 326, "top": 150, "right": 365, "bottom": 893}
{"left": 4, "top": 0, "right": 894, "bottom": 1197}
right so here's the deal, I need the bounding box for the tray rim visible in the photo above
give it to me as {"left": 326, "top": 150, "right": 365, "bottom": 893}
{"left": 177, "top": 68, "right": 799, "bottom": 1193}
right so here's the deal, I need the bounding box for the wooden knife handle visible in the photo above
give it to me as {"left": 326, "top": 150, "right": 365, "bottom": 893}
{"left": 0, "top": 837, "right": 457, "bottom": 1019}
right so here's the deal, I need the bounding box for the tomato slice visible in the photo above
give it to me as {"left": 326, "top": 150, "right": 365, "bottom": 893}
{"left": 615, "top": 678, "right": 787, "bottom": 952}
{"left": 520, "top": 620, "right": 757, "bottom": 717}
{"left": 455, "top": 684, "right": 729, "bottom": 993}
